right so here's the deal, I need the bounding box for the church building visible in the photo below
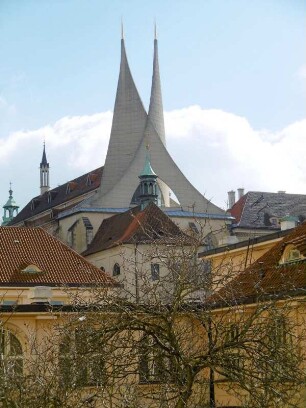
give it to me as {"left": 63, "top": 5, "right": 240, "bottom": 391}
{"left": 9, "top": 31, "right": 232, "bottom": 253}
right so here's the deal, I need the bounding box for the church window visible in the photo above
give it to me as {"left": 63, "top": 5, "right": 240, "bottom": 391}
{"left": 0, "top": 328, "right": 23, "bottom": 378}
{"left": 189, "top": 222, "right": 199, "bottom": 234}
{"left": 151, "top": 263, "right": 160, "bottom": 281}
{"left": 67, "top": 229, "right": 76, "bottom": 248}
{"left": 113, "top": 263, "right": 121, "bottom": 276}
{"left": 67, "top": 221, "right": 79, "bottom": 248}
{"left": 86, "top": 228, "right": 93, "bottom": 246}
{"left": 82, "top": 217, "right": 93, "bottom": 246}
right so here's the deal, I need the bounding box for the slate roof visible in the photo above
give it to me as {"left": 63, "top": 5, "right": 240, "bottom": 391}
{"left": 211, "top": 221, "right": 306, "bottom": 306}
{"left": 0, "top": 226, "right": 115, "bottom": 286}
{"left": 82, "top": 202, "right": 194, "bottom": 256}
{"left": 230, "top": 191, "right": 306, "bottom": 229}
{"left": 10, "top": 167, "right": 103, "bottom": 225}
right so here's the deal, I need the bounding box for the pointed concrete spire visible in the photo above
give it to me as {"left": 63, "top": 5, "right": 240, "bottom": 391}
{"left": 148, "top": 23, "right": 166, "bottom": 145}
{"left": 121, "top": 18, "right": 124, "bottom": 39}
{"left": 96, "top": 34, "right": 148, "bottom": 200}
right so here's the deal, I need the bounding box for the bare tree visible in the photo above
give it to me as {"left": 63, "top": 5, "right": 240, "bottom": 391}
{"left": 0, "top": 219, "right": 305, "bottom": 407}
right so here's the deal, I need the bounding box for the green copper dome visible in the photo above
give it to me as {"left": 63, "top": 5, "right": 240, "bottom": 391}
{"left": 2, "top": 184, "right": 19, "bottom": 226}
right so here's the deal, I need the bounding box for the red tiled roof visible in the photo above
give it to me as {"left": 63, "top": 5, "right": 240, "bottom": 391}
{"left": 0, "top": 227, "right": 115, "bottom": 286}
{"left": 211, "top": 222, "right": 306, "bottom": 305}
{"left": 83, "top": 202, "right": 193, "bottom": 256}
{"left": 229, "top": 194, "right": 247, "bottom": 223}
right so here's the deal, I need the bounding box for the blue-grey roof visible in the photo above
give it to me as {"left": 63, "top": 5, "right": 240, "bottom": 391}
{"left": 231, "top": 191, "right": 306, "bottom": 229}
{"left": 59, "top": 205, "right": 232, "bottom": 221}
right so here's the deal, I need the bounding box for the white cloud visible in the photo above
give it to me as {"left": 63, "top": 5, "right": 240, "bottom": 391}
{"left": 0, "top": 106, "right": 305, "bottom": 210}
{"left": 165, "top": 106, "right": 306, "bottom": 207}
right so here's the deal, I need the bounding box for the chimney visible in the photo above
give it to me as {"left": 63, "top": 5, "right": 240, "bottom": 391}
{"left": 30, "top": 286, "right": 52, "bottom": 304}
{"left": 237, "top": 188, "right": 244, "bottom": 200}
{"left": 228, "top": 190, "right": 236, "bottom": 209}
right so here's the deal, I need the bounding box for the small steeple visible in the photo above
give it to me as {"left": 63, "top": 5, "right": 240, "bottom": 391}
{"left": 40, "top": 142, "right": 50, "bottom": 195}
{"left": 138, "top": 147, "right": 158, "bottom": 210}
{"left": 2, "top": 183, "right": 19, "bottom": 225}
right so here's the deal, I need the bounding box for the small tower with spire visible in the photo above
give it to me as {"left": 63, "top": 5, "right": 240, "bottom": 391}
{"left": 40, "top": 142, "right": 50, "bottom": 195}
{"left": 2, "top": 183, "right": 19, "bottom": 225}
{"left": 138, "top": 147, "right": 158, "bottom": 210}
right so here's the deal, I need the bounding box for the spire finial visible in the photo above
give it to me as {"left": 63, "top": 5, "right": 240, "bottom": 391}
{"left": 9, "top": 182, "right": 12, "bottom": 197}
{"left": 154, "top": 20, "right": 157, "bottom": 40}
{"left": 121, "top": 18, "right": 124, "bottom": 40}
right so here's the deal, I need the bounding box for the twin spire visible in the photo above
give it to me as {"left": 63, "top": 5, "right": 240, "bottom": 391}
{"left": 97, "top": 27, "right": 165, "bottom": 201}
{"left": 94, "top": 26, "right": 223, "bottom": 213}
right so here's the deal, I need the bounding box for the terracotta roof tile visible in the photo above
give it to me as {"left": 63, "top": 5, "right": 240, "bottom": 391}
{"left": 83, "top": 202, "right": 193, "bottom": 256}
{"left": 0, "top": 226, "right": 115, "bottom": 286}
{"left": 211, "top": 222, "right": 306, "bottom": 305}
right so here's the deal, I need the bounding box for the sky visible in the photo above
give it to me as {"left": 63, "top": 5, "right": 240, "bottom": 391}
{"left": 0, "top": 0, "right": 305, "bottom": 211}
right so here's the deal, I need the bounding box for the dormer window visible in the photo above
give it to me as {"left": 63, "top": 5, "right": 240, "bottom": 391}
{"left": 86, "top": 174, "right": 92, "bottom": 186}
{"left": 66, "top": 182, "right": 77, "bottom": 195}
{"left": 47, "top": 191, "right": 57, "bottom": 204}
{"left": 20, "top": 264, "right": 43, "bottom": 274}
{"left": 280, "top": 244, "right": 304, "bottom": 265}
{"left": 86, "top": 173, "right": 97, "bottom": 186}
{"left": 270, "top": 216, "right": 280, "bottom": 227}
{"left": 31, "top": 199, "right": 40, "bottom": 211}
{"left": 113, "top": 263, "right": 121, "bottom": 276}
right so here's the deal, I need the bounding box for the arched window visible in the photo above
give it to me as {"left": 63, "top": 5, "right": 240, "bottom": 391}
{"left": 113, "top": 263, "right": 121, "bottom": 276}
{"left": 0, "top": 328, "right": 23, "bottom": 378}
{"left": 280, "top": 244, "right": 304, "bottom": 264}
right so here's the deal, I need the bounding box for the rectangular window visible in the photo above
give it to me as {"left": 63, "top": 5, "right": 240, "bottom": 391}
{"left": 139, "top": 335, "right": 173, "bottom": 384}
{"left": 151, "top": 263, "right": 160, "bottom": 281}
{"left": 59, "top": 328, "right": 106, "bottom": 388}
{"left": 2, "top": 300, "right": 17, "bottom": 306}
